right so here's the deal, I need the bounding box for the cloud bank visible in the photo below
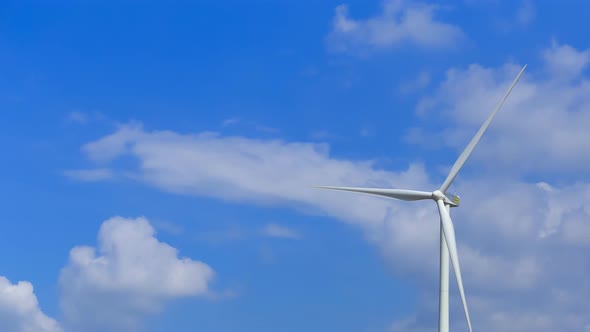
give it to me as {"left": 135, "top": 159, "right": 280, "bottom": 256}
{"left": 67, "top": 42, "right": 590, "bottom": 332}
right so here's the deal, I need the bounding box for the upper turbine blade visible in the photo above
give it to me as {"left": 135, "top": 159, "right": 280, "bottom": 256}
{"left": 313, "top": 186, "right": 431, "bottom": 201}
{"left": 439, "top": 64, "right": 527, "bottom": 193}
{"left": 436, "top": 199, "right": 473, "bottom": 332}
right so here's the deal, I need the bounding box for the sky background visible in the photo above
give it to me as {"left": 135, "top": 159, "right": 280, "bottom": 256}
{"left": 1, "top": 1, "right": 590, "bottom": 331}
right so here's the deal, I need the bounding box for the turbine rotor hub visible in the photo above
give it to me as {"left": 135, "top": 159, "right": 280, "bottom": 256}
{"left": 431, "top": 190, "right": 446, "bottom": 201}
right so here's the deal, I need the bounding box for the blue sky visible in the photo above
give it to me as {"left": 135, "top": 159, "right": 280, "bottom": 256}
{"left": 2, "top": 1, "right": 590, "bottom": 331}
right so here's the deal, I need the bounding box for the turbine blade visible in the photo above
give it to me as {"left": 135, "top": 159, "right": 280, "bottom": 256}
{"left": 439, "top": 64, "right": 527, "bottom": 193}
{"left": 436, "top": 199, "right": 473, "bottom": 332}
{"left": 313, "top": 186, "right": 431, "bottom": 201}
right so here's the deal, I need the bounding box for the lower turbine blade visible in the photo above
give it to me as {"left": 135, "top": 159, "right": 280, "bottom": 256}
{"left": 313, "top": 186, "right": 432, "bottom": 201}
{"left": 436, "top": 200, "right": 473, "bottom": 332}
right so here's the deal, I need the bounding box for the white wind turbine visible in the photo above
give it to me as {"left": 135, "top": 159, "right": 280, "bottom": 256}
{"left": 315, "top": 65, "right": 527, "bottom": 332}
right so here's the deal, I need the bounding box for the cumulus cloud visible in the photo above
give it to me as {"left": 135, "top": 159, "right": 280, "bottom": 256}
{"left": 68, "top": 42, "right": 590, "bottom": 332}
{"left": 59, "top": 216, "right": 215, "bottom": 331}
{"left": 327, "top": 0, "right": 463, "bottom": 53}
{"left": 0, "top": 276, "right": 63, "bottom": 332}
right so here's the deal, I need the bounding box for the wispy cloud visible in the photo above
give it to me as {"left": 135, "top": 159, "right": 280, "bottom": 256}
{"left": 65, "top": 111, "right": 106, "bottom": 125}
{"left": 222, "top": 117, "right": 240, "bottom": 127}
{"left": 257, "top": 245, "right": 277, "bottom": 264}
{"left": 309, "top": 130, "right": 333, "bottom": 141}
{"left": 221, "top": 117, "right": 279, "bottom": 134}
{"left": 516, "top": 0, "right": 535, "bottom": 26}
{"left": 195, "top": 224, "right": 248, "bottom": 245}
{"left": 67, "top": 111, "right": 90, "bottom": 124}
{"left": 63, "top": 168, "right": 114, "bottom": 182}
{"left": 398, "top": 71, "right": 431, "bottom": 94}
{"left": 151, "top": 220, "right": 184, "bottom": 236}
{"left": 260, "top": 223, "right": 300, "bottom": 239}
{"left": 474, "top": 0, "right": 536, "bottom": 33}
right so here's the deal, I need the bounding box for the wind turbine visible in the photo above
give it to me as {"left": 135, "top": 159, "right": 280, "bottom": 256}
{"left": 315, "top": 65, "right": 527, "bottom": 332}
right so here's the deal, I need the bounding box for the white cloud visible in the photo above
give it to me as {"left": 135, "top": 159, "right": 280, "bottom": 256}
{"left": 59, "top": 216, "right": 215, "bottom": 331}
{"left": 63, "top": 168, "right": 113, "bottom": 182}
{"left": 328, "top": 0, "right": 464, "bottom": 53}
{"left": 0, "top": 276, "right": 63, "bottom": 332}
{"left": 260, "top": 224, "right": 300, "bottom": 239}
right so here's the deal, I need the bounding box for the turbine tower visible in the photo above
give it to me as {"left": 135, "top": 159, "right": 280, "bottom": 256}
{"left": 315, "top": 65, "right": 527, "bottom": 332}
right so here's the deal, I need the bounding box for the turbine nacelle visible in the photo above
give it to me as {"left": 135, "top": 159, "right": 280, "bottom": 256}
{"left": 433, "top": 191, "right": 460, "bottom": 207}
